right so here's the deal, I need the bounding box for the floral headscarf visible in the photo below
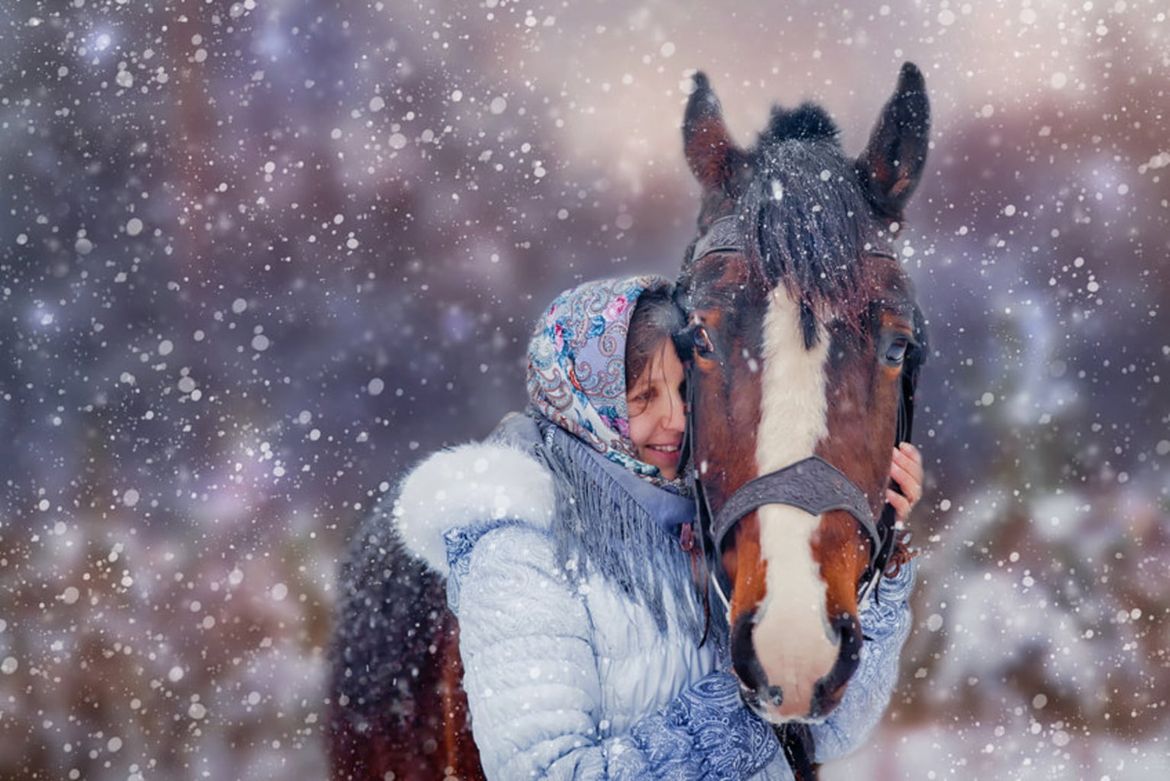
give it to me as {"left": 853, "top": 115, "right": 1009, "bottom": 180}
{"left": 526, "top": 275, "right": 676, "bottom": 480}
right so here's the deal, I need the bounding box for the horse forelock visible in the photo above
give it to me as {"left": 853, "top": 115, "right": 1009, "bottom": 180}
{"left": 738, "top": 135, "right": 877, "bottom": 344}
{"left": 760, "top": 103, "right": 841, "bottom": 146}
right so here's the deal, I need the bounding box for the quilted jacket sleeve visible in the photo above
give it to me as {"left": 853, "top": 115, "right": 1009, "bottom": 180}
{"left": 809, "top": 559, "right": 918, "bottom": 763}
{"left": 452, "top": 523, "right": 779, "bottom": 781}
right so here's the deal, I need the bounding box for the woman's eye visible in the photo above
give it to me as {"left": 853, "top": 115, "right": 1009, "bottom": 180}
{"left": 884, "top": 338, "right": 909, "bottom": 365}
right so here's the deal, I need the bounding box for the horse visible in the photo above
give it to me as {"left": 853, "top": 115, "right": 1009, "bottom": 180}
{"left": 671, "top": 62, "right": 929, "bottom": 773}
{"left": 327, "top": 525, "right": 482, "bottom": 781}
{"left": 326, "top": 63, "right": 930, "bottom": 780}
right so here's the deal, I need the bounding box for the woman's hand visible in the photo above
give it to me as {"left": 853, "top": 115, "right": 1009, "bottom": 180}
{"left": 886, "top": 443, "right": 923, "bottom": 522}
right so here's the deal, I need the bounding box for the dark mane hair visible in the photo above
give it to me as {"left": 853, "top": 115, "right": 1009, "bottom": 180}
{"left": 761, "top": 102, "right": 840, "bottom": 143}
{"left": 738, "top": 104, "right": 881, "bottom": 346}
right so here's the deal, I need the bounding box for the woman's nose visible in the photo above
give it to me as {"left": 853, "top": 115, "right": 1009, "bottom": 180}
{"left": 664, "top": 391, "right": 686, "bottom": 433}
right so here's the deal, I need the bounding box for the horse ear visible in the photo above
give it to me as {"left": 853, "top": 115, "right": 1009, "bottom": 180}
{"left": 683, "top": 72, "right": 745, "bottom": 193}
{"left": 856, "top": 62, "right": 930, "bottom": 221}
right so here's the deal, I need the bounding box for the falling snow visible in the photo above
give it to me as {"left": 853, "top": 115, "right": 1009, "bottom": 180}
{"left": 2, "top": 0, "right": 1168, "bottom": 779}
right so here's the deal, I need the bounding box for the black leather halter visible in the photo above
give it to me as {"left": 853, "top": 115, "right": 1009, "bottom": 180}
{"left": 680, "top": 216, "right": 911, "bottom": 609}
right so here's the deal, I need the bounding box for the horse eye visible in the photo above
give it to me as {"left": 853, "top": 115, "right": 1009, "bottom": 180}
{"left": 884, "top": 337, "right": 909, "bottom": 365}
{"left": 693, "top": 326, "right": 714, "bottom": 356}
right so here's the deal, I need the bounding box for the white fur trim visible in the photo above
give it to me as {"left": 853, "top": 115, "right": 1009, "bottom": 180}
{"left": 393, "top": 442, "right": 555, "bottom": 575}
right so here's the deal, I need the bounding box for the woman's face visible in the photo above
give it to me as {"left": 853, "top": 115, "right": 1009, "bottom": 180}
{"left": 627, "top": 338, "right": 686, "bottom": 480}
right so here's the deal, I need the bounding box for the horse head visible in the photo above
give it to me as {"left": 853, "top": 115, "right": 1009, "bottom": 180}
{"left": 674, "top": 64, "right": 930, "bottom": 723}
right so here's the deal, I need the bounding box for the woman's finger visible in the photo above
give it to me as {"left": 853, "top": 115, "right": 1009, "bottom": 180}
{"left": 889, "top": 459, "right": 915, "bottom": 492}
{"left": 888, "top": 443, "right": 924, "bottom": 518}
{"left": 886, "top": 489, "right": 911, "bottom": 522}
{"left": 897, "top": 442, "right": 923, "bottom": 475}
{"left": 892, "top": 447, "right": 923, "bottom": 495}
{"left": 892, "top": 466, "right": 921, "bottom": 505}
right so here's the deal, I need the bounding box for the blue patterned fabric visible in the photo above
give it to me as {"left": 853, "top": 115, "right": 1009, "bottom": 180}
{"left": 625, "top": 672, "right": 779, "bottom": 780}
{"left": 443, "top": 519, "right": 522, "bottom": 613}
{"left": 526, "top": 275, "right": 676, "bottom": 482}
{"left": 812, "top": 559, "right": 918, "bottom": 764}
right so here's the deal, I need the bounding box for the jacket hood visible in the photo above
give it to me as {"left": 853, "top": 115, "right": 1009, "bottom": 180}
{"left": 392, "top": 435, "right": 554, "bottom": 576}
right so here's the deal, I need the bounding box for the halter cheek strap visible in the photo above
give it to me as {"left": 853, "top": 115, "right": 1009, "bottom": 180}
{"left": 690, "top": 215, "right": 746, "bottom": 263}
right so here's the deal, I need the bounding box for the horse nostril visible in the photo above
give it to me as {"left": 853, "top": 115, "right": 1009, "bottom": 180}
{"left": 813, "top": 678, "right": 828, "bottom": 702}
{"left": 767, "top": 685, "right": 784, "bottom": 707}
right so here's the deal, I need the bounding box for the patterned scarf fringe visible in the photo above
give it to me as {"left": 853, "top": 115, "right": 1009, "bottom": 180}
{"left": 538, "top": 424, "right": 705, "bottom": 640}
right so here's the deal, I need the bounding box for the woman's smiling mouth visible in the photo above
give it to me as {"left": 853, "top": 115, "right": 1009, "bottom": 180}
{"left": 641, "top": 442, "right": 683, "bottom": 472}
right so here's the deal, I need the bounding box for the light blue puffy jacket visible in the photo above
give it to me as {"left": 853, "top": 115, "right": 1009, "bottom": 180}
{"left": 395, "top": 416, "right": 916, "bottom": 780}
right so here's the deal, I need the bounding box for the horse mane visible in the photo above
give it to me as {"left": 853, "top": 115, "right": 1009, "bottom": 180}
{"left": 740, "top": 103, "right": 876, "bottom": 347}
{"left": 760, "top": 103, "right": 840, "bottom": 144}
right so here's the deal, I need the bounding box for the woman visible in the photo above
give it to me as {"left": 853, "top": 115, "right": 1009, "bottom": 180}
{"left": 393, "top": 275, "right": 922, "bottom": 779}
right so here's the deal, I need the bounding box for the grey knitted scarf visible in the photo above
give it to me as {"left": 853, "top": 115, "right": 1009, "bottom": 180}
{"left": 511, "top": 416, "right": 706, "bottom": 639}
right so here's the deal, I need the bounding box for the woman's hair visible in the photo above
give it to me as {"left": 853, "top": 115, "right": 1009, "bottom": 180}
{"left": 625, "top": 286, "right": 686, "bottom": 392}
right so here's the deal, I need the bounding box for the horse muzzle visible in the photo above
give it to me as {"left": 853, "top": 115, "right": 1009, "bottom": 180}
{"left": 732, "top": 610, "right": 863, "bottom": 723}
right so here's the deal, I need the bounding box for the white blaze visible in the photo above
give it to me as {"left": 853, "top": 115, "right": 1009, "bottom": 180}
{"left": 750, "top": 289, "right": 837, "bottom": 718}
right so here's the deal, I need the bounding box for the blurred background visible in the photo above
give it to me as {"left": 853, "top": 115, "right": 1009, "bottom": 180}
{"left": 2, "top": 0, "right": 1167, "bottom": 778}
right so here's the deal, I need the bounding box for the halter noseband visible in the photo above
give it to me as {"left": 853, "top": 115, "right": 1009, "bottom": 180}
{"left": 709, "top": 456, "right": 882, "bottom": 562}
{"left": 681, "top": 216, "right": 908, "bottom": 611}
